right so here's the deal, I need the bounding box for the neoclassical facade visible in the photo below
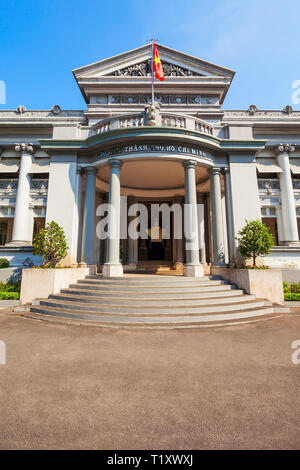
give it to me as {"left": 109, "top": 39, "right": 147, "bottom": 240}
{"left": 1, "top": 43, "right": 300, "bottom": 274}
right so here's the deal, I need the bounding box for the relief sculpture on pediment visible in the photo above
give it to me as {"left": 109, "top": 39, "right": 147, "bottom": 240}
{"left": 113, "top": 60, "right": 200, "bottom": 77}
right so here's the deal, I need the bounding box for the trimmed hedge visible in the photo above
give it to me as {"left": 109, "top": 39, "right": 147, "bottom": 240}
{"left": 0, "top": 280, "right": 21, "bottom": 300}
{"left": 0, "top": 292, "right": 19, "bottom": 300}
{"left": 0, "top": 258, "right": 9, "bottom": 269}
{"left": 284, "top": 292, "right": 300, "bottom": 301}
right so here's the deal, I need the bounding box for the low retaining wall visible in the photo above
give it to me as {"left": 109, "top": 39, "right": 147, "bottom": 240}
{"left": 281, "top": 269, "right": 300, "bottom": 284}
{"left": 0, "top": 267, "right": 22, "bottom": 283}
{"left": 0, "top": 246, "right": 42, "bottom": 267}
{"left": 211, "top": 267, "right": 284, "bottom": 305}
{"left": 20, "top": 266, "right": 97, "bottom": 305}
{"left": 263, "top": 247, "right": 300, "bottom": 269}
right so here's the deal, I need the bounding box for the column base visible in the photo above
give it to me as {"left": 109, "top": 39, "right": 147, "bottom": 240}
{"left": 173, "top": 262, "right": 184, "bottom": 272}
{"left": 281, "top": 241, "right": 300, "bottom": 247}
{"left": 102, "top": 263, "right": 124, "bottom": 277}
{"left": 184, "top": 264, "right": 204, "bottom": 277}
{"left": 6, "top": 241, "right": 32, "bottom": 247}
{"left": 123, "top": 263, "right": 137, "bottom": 272}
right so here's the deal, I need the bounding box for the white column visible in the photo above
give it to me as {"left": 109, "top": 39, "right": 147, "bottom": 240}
{"left": 223, "top": 168, "right": 236, "bottom": 264}
{"left": 12, "top": 143, "right": 33, "bottom": 244}
{"left": 182, "top": 160, "right": 204, "bottom": 277}
{"left": 127, "top": 196, "right": 138, "bottom": 270}
{"left": 102, "top": 159, "right": 123, "bottom": 277}
{"left": 275, "top": 143, "right": 299, "bottom": 245}
{"left": 173, "top": 196, "right": 184, "bottom": 268}
{"left": 210, "top": 167, "right": 226, "bottom": 265}
{"left": 71, "top": 167, "right": 83, "bottom": 266}
{"left": 197, "top": 195, "right": 206, "bottom": 264}
{"left": 80, "top": 166, "right": 97, "bottom": 266}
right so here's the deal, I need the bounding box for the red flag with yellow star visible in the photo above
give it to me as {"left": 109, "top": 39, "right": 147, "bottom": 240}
{"left": 153, "top": 43, "right": 164, "bottom": 81}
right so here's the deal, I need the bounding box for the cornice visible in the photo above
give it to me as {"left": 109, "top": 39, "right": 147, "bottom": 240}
{"left": 38, "top": 126, "right": 267, "bottom": 153}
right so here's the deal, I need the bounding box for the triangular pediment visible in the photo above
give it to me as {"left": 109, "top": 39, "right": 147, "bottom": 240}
{"left": 73, "top": 43, "right": 235, "bottom": 80}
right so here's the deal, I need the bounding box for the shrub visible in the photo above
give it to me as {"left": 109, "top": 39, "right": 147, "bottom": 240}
{"left": 236, "top": 220, "right": 274, "bottom": 266}
{"left": 284, "top": 292, "right": 300, "bottom": 301}
{"left": 0, "top": 291, "right": 19, "bottom": 300}
{"left": 283, "top": 281, "right": 290, "bottom": 294}
{"left": 33, "top": 221, "right": 68, "bottom": 268}
{"left": 0, "top": 258, "right": 9, "bottom": 269}
{"left": 22, "top": 257, "right": 35, "bottom": 268}
{"left": 0, "top": 280, "right": 21, "bottom": 294}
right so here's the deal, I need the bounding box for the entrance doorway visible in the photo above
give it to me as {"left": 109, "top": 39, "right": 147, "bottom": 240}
{"left": 137, "top": 201, "right": 173, "bottom": 262}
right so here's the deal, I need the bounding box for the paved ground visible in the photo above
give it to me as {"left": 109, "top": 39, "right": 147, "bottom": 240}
{"left": 0, "top": 310, "right": 299, "bottom": 450}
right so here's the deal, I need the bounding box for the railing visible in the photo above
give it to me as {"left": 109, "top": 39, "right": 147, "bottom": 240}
{"left": 161, "top": 114, "right": 186, "bottom": 128}
{"left": 93, "top": 111, "right": 214, "bottom": 136}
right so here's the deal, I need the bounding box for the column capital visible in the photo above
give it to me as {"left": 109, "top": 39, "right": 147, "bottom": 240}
{"left": 274, "top": 143, "right": 296, "bottom": 155}
{"left": 14, "top": 142, "right": 34, "bottom": 154}
{"left": 223, "top": 167, "right": 230, "bottom": 175}
{"left": 85, "top": 166, "right": 97, "bottom": 175}
{"left": 182, "top": 159, "right": 198, "bottom": 169}
{"left": 108, "top": 158, "right": 123, "bottom": 169}
{"left": 209, "top": 166, "right": 221, "bottom": 176}
{"left": 77, "top": 166, "right": 84, "bottom": 176}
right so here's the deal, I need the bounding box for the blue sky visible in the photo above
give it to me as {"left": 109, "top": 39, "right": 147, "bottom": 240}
{"left": 0, "top": 0, "right": 299, "bottom": 110}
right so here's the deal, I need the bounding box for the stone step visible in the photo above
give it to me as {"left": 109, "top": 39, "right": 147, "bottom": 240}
{"left": 60, "top": 288, "right": 248, "bottom": 300}
{"left": 38, "top": 298, "right": 269, "bottom": 315}
{"left": 84, "top": 275, "right": 220, "bottom": 283}
{"left": 52, "top": 292, "right": 258, "bottom": 306}
{"left": 28, "top": 305, "right": 277, "bottom": 327}
{"left": 74, "top": 282, "right": 234, "bottom": 293}
{"left": 79, "top": 278, "right": 226, "bottom": 286}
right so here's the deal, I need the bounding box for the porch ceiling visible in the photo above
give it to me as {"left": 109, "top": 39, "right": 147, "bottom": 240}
{"left": 98, "top": 159, "right": 209, "bottom": 191}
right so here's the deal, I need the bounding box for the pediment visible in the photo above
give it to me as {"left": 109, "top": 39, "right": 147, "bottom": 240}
{"left": 73, "top": 43, "right": 235, "bottom": 80}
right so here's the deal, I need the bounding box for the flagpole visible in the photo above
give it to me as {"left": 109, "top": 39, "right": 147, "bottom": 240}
{"left": 151, "top": 39, "right": 155, "bottom": 105}
{"left": 146, "top": 38, "right": 159, "bottom": 105}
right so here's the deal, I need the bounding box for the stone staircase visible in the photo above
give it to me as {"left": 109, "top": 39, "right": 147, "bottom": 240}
{"left": 134, "top": 261, "right": 182, "bottom": 274}
{"left": 22, "top": 274, "right": 285, "bottom": 328}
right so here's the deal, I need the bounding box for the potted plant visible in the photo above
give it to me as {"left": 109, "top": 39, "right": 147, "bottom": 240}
{"left": 236, "top": 219, "right": 273, "bottom": 267}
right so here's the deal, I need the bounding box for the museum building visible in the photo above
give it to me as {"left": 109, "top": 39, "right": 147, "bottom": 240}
{"left": 1, "top": 43, "right": 300, "bottom": 276}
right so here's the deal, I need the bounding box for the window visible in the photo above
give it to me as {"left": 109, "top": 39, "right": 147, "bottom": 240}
{"left": 33, "top": 217, "right": 45, "bottom": 239}
{"left": 262, "top": 217, "right": 278, "bottom": 246}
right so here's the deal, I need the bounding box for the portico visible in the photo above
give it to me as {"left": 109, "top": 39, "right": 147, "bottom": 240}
{"left": 1, "top": 42, "right": 300, "bottom": 272}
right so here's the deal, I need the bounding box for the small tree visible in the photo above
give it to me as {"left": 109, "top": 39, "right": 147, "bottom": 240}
{"left": 33, "top": 221, "right": 68, "bottom": 267}
{"left": 236, "top": 219, "right": 274, "bottom": 266}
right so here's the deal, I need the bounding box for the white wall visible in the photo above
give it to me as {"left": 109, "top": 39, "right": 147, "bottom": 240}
{"left": 46, "top": 152, "right": 78, "bottom": 265}
{"left": 229, "top": 154, "right": 261, "bottom": 261}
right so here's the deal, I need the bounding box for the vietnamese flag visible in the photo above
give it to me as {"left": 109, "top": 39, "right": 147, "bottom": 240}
{"left": 153, "top": 43, "right": 164, "bottom": 81}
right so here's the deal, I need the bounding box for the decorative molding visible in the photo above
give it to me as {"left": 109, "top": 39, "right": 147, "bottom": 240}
{"left": 30, "top": 180, "right": 48, "bottom": 191}
{"left": 182, "top": 160, "right": 198, "bottom": 169}
{"left": 112, "top": 60, "right": 201, "bottom": 77}
{"left": 224, "top": 110, "right": 300, "bottom": 119}
{"left": 0, "top": 180, "right": 18, "bottom": 191}
{"left": 107, "top": 94, "right": 208, "bottom": 105}
{"left": 15, "top": 143, "right": 34, "bottom": 154}
{"left": 16, "top": 105, "right": 27, "bottom": 115}
{"left": 0, "top": 110, "right": 85, "bottom": 118}
{"left": 248, "top": 104, "right": 257, "bottom": 116}
{"left": 274, "top": 143, "right": 296, "bottom": 155}
{"left": 145, "top": 104, "right": 157, "bottom": 126}
{"left": 283, "top": 105, "right": 293, "bottom": 115}
{"left": 51, "top": 104, "right": 61, "bottom": 114}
